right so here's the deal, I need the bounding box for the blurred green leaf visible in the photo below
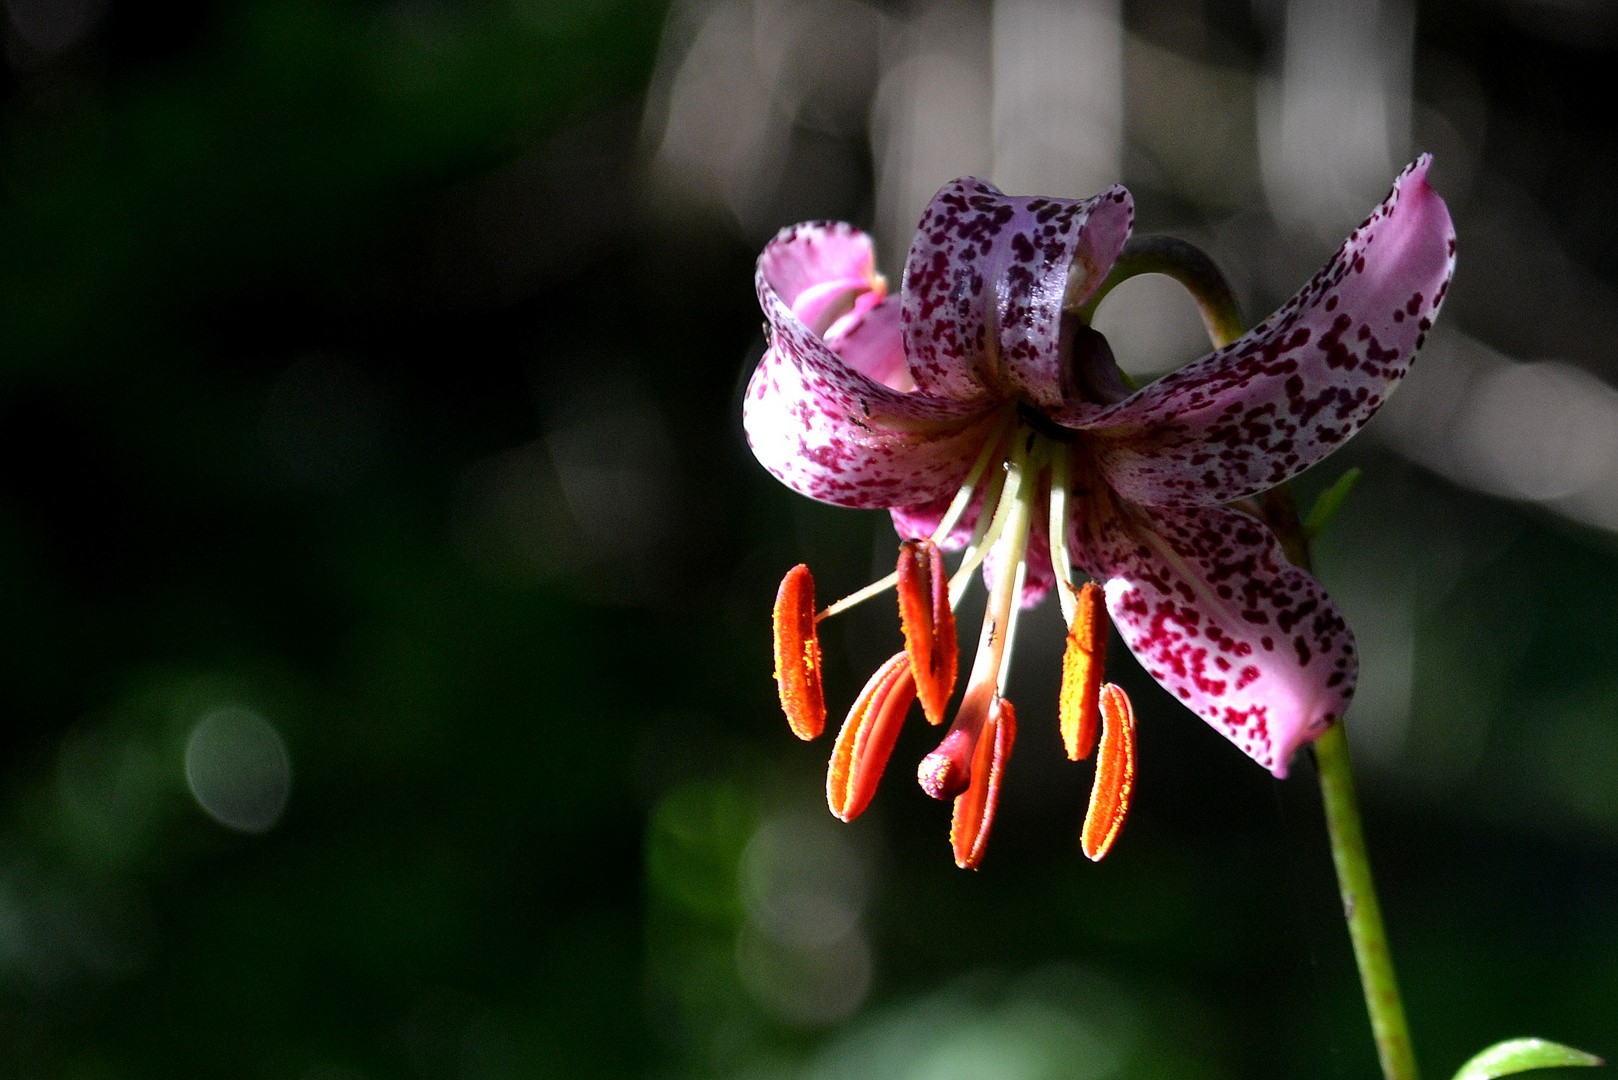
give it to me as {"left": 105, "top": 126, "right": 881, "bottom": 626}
{"left": 646, "top": 781, "right": 756, "bottom": 921}
{"left": 1303, "top": 467, "right": 1362, "bottom": 540}
{"left": 1452, "top": 1038, "right": 1605, "bottom": 1080}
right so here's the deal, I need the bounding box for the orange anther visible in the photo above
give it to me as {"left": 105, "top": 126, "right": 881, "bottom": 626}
{"left": 773, "top": 564, "right": 825, "bottom": 740}
{"left": 827, "top": 652, "right": 917, "bottom": 821}
{"left": 896, "top": 539, "right": 957, "bottom": 725}
{"left": 950, "top": 697, "right": 1016, "bottom": 870}
{"left": 1081, "top": 683, "right": 1136, "bottom": 861}
{"left": 1059, "top": 581, "right": 1107, "bottom": 760}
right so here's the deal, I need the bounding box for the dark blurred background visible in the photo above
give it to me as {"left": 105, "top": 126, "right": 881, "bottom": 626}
{"left": 3, "top": 0, "right": 1617, "bottom": 1077}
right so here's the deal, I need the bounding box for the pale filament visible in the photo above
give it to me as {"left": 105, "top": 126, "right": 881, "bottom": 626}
{"left": 816, "top": 406, "right": 1016, "bottom": 623}
{"left": 816, "top": 571, "right": 898, "bottom": 623}
{"left": 927, "top": 405, "right": 1017, "bottom": 543}
{"left": 952, "top": 441, "right": 1037, "bottom": 726}
{"left": 948, "top": 426, "right": 1043, "bottom": 608}
{"left": 945, "top": 448, "right": 1013, "bottom": 609}
{"left": 1047, "top": 442, "right": 1080, "bottom": 625}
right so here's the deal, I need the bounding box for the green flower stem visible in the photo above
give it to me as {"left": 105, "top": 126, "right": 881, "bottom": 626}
{"left": 1266, "top": 461, "right": 1419, "bottom": 1080}
{"left": 1125, "top": 240, "right": 1420, "bottom": 1080}
{"left": 1266, "top": 470, "right": 1420, "bottom": 1080}
{"left": 1314, "top": 716, "right": 1420, "bottom": 1080}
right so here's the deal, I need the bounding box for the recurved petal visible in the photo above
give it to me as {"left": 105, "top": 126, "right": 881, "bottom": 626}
{"left": 1088, "top": 157, "right": 1455, "bottom": 506}
{"left": 901, "top": 177, "right": 1134, "bottom": 409}
{"left": 1072, "top": 501, "right": 1356, "bottom": 777}
{"left": 748, "top": 224, "right": 1000, "bottom": 509}
{"left": 759, "top": 219, "right": 882, "bottom": 320}
{"left": 745, "top": 348, "right": 1002, "bottom": 509}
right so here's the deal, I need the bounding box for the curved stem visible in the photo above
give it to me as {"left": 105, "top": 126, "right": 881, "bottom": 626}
{"left": 1075, "top": 234, "right": 1246, "bottom": 348}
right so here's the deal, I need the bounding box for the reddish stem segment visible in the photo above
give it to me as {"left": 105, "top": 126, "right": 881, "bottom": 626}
{"left": 772, "top": 564, "right": 826, "bottom": 740}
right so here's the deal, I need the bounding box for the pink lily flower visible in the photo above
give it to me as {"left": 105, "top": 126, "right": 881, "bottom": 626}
{"left": 749, "top": 158, "right": 1455, "bottom": 868}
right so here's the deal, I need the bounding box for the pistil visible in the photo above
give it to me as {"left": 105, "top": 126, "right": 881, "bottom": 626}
{"left": 996, "top": 557, "right": 1029, "bottom": 695}
{"left": 961, "top": 431, "right": 1038, "bottom": 709}
{"left": 917, "top": 430, "right": 1039, "bottom": 798}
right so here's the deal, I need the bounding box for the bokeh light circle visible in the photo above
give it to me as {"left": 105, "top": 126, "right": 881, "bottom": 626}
{"left": 183, "top": 707, "right": 292, "bottom": 833}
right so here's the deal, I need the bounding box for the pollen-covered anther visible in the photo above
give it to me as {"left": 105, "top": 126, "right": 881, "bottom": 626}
{"left": 1081, "top": 683, "right": 1136, "bottom": 862}
{"left": 1059, "top": 581, "right": 1107, "bottom": 760}
{"left": 896, "top": 539, "right": 958, "bottom": 725}
{"left": 772, "top": 564, "right": 825, "bottom": 740}
{"left": 951, "top": 697, "right": 1016, "bottom": 870}
{"left": 827, "top": 652, "right": 917, "bottom": 822}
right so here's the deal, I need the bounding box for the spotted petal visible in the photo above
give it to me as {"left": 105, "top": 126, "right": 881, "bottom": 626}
{"left": 1073, "top": 500, "right": 1356, "bottom": 777}
{"left": 747, "top": 222, "right": 998, "bottom": 509}
{"left": 1089, "top": 157, "right": 1455, "bottom": 507}
{"left": 758, "top": 218, "right": 882, "bottom": 331}
{"left": 828, "top": 295, "right": 915, "bottom": 392}
{"left": 901, "top": 178, "right": 1133, "bottom": 410}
